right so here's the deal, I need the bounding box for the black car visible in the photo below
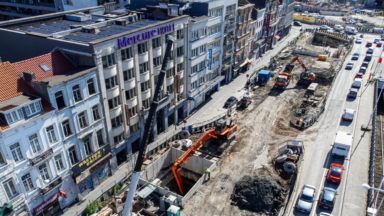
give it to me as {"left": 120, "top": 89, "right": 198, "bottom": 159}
{"left": 348, "top": 88, "right": 358, "bottom": 98}
{"left": 359, "top": 67, "right": 367, "bottom": 74}
{"left": 294, "top": 21, "right": 302, "bottom": 26}
{"left": 361, "top": 61, "right": 369, "bottom": 67}
{"left": 318, "top": 187, "right": 337, "bottom": 210}
{"left": 351, "top": 52, "right": 359, "bottom": 60}
{"left": 224, "top": 96, "right": 238, "bottom": 108}
{"left": 365, "top": 54, "right": 372, "bottom": 61}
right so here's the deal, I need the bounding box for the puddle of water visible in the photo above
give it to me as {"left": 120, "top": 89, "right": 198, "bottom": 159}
{"left": 253, "top": 145, "right": 271, "bottom": 170}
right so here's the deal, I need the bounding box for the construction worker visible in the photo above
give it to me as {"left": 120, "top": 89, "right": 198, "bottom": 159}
{"left": 206, "top": 168, "right": 210, "bottom": 180}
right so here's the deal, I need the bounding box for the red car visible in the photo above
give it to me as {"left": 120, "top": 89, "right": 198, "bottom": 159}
{"left": 355, "top": 73, "right": 363, "bottom": 79}
{"left": 327, "top": 163, "right": 344, "bottom": 183}
{"left": 377, "top": 42, "right": 382, "bottom": 47}
{"left": 366, "top": 41, "right": 372, "bottom": 47}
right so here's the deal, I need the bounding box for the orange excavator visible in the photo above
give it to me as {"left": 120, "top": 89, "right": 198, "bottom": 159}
{"left": 172, "top": 119, "right": 237, "bottom": 195}
{"left": 290, "top": 56, "right": 316, "bottom": 86}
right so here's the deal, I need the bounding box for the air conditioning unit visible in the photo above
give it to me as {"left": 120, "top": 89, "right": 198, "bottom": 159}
{"left": 82, "top": 26, "right": 98, "bottom": 34}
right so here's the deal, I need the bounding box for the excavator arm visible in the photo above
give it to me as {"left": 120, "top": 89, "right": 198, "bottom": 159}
{"left": 172, "top": 129, "right": 216, "bottom": 195}
{"left": 289, "top": 56, "right": 307, "bottom": 72}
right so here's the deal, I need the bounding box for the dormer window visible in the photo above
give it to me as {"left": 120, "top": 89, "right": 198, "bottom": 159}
{"left": 40, "top": 64, "right": 52, "bottom": 73}
{"left": 5, "top": 109, "right": 24, "bottom": 124}
{"left": 24, "top": 101, "right": 42, "bottom": 116}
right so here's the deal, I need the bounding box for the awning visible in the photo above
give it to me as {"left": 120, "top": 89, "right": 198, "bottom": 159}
{"left": 246, "top": 58, "right": 254, "bottom": 63}
{"left": 274, "top": 35, "right": 281, "bottom": 39}
{"left": 187, "top": 76, "right": 225, "bottom": 101}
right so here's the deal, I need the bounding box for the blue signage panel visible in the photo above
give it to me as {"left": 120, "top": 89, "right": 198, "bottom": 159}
{"left": 209, "top": 49, "right": 213, "bottom": 59}
{"left": 208, "top": 60, "right": 212, "bottom": 70}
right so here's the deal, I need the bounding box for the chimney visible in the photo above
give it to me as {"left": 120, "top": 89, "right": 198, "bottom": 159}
{"left": 22, "top": 71, "right": 36, "bottom": 83}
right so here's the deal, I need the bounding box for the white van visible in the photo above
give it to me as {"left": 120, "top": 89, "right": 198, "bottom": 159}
{"left": 345, "top": 26, "right": 358, "bottom": 35}
{"left": 331, "top": 131, "right": 353, "bottom": 158}
{"left": 352, "top": 78, "right": 362, "bottom": 88}
{"left": 334, "top": 25, "right": 344, "bottom": 31}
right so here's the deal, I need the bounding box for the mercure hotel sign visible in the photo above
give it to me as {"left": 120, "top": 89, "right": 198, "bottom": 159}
{"left": 118, "top": 23, "right": 175, "bottom": 49}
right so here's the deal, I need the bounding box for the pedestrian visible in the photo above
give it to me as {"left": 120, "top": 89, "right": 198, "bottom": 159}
{"left": 206, "top": 168, "right": 210, "bottom": 180}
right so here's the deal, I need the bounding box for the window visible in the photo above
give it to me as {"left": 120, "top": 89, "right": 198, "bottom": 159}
{"left": 21, "top": 173, "right": 34, "bottom": 192}
{"left": 10, "top": 143, "right": 24, "bottom": 163}
{"left": 68, "top": 146, "right": 78, "bottom": 165}
{"left": 142, "top": 99, "right": 150, "bottom": 109}
{"left": 208, "top": 25, "right": 221, "bottom": 36}
{"left": 192, "top": 48, "right": 199, "bottom": 58}
{"left": 153, "top": 56, "right": 162, "bottom": 67}
{"left": 243, "top": 27, "right": 247, "bottom": 36}
{"left": 191, "top": 80, "right": 198, "bottom": 90}
{"left": 191, "top": 65, "right": 198, "bottom": 74}
{"left": 87, "top": 79, "right": 96, "bottom": 95}
{"left": 199, "top": 44, "right": 206, "bottom": 54}
{"left": 102, "top": 54, "right": 116, "bottom": 68}
{"left": 108, "top": 96, "right": 121, "bottom": 109}
{"left": 152, "top": 37, "right": 161, "bottom": 49}
{"left": 5, "top": 109, "right": 23, "bottom": 124}
{"left": 237, "top": 29, "right": 241, "bottom": 37}
{"left": 177, "top": 46, "right": 184, "bottom": 56}
{"left": 83, "top": 137, "right": 92, "bottom": 156}
{"left": 141, "top": 81, "right": 150, "bottom": 92}
{"left": 39, "top": 63, "right": 51, "bottom": 73}
{"left": 166, "top": 68, "right": 175, "bottom": 78}
{"left": 78, "top": 112, "right": 88, "bottom": 129}
{"left": 168, "top": 50, "right": 174, "bottom": 61}
{"left": 154, "top": 75, "right": 159, "bottom": 84}
{"left": 177, "top": 63, "right": 183, "bottom": 72}
{"left": 177, "top": 29, "right": 183, "bottom": 39}
{"left": 105, "top": 75, "right": 118, "bottom": 90}
{"left": 46, "top": 125, "right": 57, "bottom": 144}
{"left": 97, "top": 130, "right": 104, "bottom": 147}
{"left": 209, "top": 8, "right": 222, "bottom": 17}
{"left": 3, "top": 179, "right": 17, "bottom": 199}
{"left": 38, "top": 163, "right": 50, "bottom": 180}
{"left": 130, "top": 122, "right": 139, "bottom": 133}
{"left": 29, "top": 134, "right": 41, "bottom": 153}
{"left": 126, "top": 88, "right": 136, "bottom": 100}
{"left": 129, "top": 106, "right": 137, "bottom": 117}
{"left": 167, "top": 84, "right": 174, "bottom": 93}
{"left": 199, "top": 60, "right": 205, "bottom": 71}
{"left": 111, "top": 114, "right": 123, "bottom": 128}
{"left": 199, "top": 76, "right": 205, "bottom": 85}
{"left": 238, "top": 15, "right": 243, "bottom": 23}
{"left": 123, "top": 68, "right": 135, "bottom": 81}
{"left": 192, "top": 30, "right": 199, "bottom": 40}
{"left": 0, "top": 153, "right": 5, "bottom": 166}
{"left": 54, "top": 154, "right": 65, "bottom": 172}
{"left": 72, "top": 85, "right": 82, "bottom": 102}
{"left": 55, "top": 91, "right": 66, "bottom": 109}
{"left": 139, "top": 62, "right": 149, "bottom": 74}
{"left": 244, "top": 13, "right": 248, "bottom": 22}
{"left": 121, "top": 47, "right": 133, "bottom": 60}
{"left": 24, "top": 101, "right": 42, "bottom": 116}
{"left": 212, "top": 55, "right": 220, "bottom": 64}
{"left": 62, "top": 120, "right": 72, "bottom": 137}
{"left": 138, "top": 42, "right": 148, "bottom": 54}
{"left": 92, "top": 105, "right": 101, "bottom": 121}
{"left": 113, "top": 133, "right": 123, "bottom": 144}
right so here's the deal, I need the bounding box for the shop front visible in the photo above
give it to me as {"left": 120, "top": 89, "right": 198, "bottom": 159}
{"left": 71, "top": 145, "right": 113, "bottom": 200}
{"left": 33, "top": 193, "right": 61, "bottom": 216}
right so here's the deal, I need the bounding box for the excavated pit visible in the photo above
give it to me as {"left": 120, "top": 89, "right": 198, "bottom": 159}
{"left": 161, "top": 169, "right": 202, "bottom": 196}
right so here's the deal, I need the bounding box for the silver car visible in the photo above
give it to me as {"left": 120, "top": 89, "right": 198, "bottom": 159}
{"left": 296, "top": 184, "right": 316, "bottom": 214}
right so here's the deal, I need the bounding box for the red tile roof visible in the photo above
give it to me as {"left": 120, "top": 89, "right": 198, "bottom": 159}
{"left": 13, "top": 51, "right": 76, "bottom": 81}
{"left": 0, "top": 61, "right": 54, "bottom": 131}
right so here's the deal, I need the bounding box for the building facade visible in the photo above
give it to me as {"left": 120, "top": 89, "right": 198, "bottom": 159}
{"left": 249, "top": 7, "right": 265, "bottom": 60}
{"left": 276, "top": 0, "right": 294, "bottom": 39}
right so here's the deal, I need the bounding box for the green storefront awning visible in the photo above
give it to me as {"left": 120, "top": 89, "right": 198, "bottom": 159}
{"left": 0, "top": 204, "right": 13, "bottom": 216}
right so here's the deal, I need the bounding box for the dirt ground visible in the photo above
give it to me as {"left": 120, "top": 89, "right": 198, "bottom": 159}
{"left": 181, "top": 45, "right": 337, "bottom": 216}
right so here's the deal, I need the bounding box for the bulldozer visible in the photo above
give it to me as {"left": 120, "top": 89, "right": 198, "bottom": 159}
{"left": 289, "top": 56, "right": 316, "bottom": 86}
{"left": 172, "top": 119, "right": 237, "bottom": 195}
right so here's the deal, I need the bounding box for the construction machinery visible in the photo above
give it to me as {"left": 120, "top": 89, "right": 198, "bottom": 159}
{"left": 274, "top": 64, "right": 295, "bottom": 90}
{"left": 289, "top": 56, "right": 316, "bottom": 86}
{"left": 172, "top": 119, "right": 237, "bottom": 195}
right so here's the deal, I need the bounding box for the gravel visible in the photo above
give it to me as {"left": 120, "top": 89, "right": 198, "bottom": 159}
{"left": 231, "top": 175, "right": 287, "bottom": 215}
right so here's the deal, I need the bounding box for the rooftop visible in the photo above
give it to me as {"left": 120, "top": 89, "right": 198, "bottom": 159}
{"left": 42, "top": 66, "right": 97, "bottom": 87}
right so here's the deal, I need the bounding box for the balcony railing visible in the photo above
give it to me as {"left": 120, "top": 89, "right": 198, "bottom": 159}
{"left": 225, "top": 11, "right": 236, "bottom": 19}
{"left": 224, "top": 24, "right": 236, "bottom": 34}
{"left": 39, "top": 176, "right": 63, "bottom": 195}
{"left": 29, "top": 148, "right": 53, "bottom": 166}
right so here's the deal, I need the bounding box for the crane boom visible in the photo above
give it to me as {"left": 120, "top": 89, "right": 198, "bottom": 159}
{"left": 122, "top": 36, "right": 176, "bottom": 216}
{"left": 289, "top": 56, "right": 307, "bottom": 72}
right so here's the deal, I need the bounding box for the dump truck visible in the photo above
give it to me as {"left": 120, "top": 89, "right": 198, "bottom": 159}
{"left": 274, "top": 64, "right": 295, "bottom": 90}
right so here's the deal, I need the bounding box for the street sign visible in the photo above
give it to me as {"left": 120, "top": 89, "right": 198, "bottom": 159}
{"left": 209, "top": 49, "right": 213, "bottom": 59}
{"left": 246, "top": 74, "right": 249, "bottom": 78}
{"left": 208, "top": 60, "right": 212, "bottom": 70}
{"left": 183, "top": 119, "right": 187, "bottom": 123}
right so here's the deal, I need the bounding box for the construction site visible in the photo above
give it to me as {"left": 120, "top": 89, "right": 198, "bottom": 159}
{"left": 90, "top": 32, "right": 350, "bottom": 216}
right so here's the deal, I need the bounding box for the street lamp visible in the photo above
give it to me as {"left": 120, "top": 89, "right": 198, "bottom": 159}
{"left": 362, "top": 183, "right": 384, "bottom": 216}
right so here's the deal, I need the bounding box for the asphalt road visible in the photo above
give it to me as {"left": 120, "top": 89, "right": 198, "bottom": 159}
{"left": 287, "top": 34, "right": 380, "bottom": 216}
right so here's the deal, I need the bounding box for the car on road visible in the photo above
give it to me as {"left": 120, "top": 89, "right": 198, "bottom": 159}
{"left": 352, "top": 78, "right": 363, "bottom": 88}
{"left": 348, "top": 88, "right": 358, "bottom": 98}
{"left": 334, "top": 25, "right": 343, "bottom": 31}
{"left": 345, "top": 62, "right": 354, "bottom": 69}
{"left": 240, "top": 94, "right": 251, "bottom": 108}
{"left": 294, "top": 21, "right": 302, "bottom": 26}
{"left": 367, "top": 48, "right": 374, "bottom": 54}
{"left": 327, "top": 163, "right": 344, "bottom": 183}
{"left": 377, "top": 42, "right": 382, "bottom": 47}
{"left": 361, "top": 61, "right": 369, "bottom": 68}
{"left": 366, "top": 41, "right": 372, "bottom": 47}
{"left": 355, "top": 38, "right": 362, "bottom": 43}
{"left": 320, "top": 25, "right": 331, "bottom": 31}
{"left": 224, "top": 96, "right": 238, "bottom": 108}
{"left": 355, "top": 73, "right": 363, "bottom": 79}
{"left": 343, "top": 109, "right": 355, "bottom": 121}
{"left": 319, "top": 213, "right": 333, "bottom": 216}
{"left": 359, "top": 67, "right": 367, "bottom": 74}
{"left": 352, "top": 52, "right": 359, "bottom": 60}
{"left": 374, "top": 38, "right": 381, "bottom": 43}
{"left": 318, "top": 187, "right": 337, "bottom": 210}
{"left": 295, "top": 184, "right": 316, "bottom": 214}
{"left": 365, "top": 54, "right": 372, "bottom": 61}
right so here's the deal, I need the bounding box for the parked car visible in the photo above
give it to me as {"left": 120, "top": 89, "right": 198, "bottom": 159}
{"left": 296, "top": 184, "right": 316, "bottom": 214}
{"left": 377, "top": 42, "right": 382, "bottom": 47}
{"left": 365, "top": 54, "right": 372, "bottom": 61}
{"left": 240, "top": 94, "right": 252, "bottom": 107}
{"left": 343, "top": 109, "right": 355, "bottom": 121}
{"left": 374, "top": 38, "right": 380, "bottom": 43}
{"left": 327, "top": 163, "right": 344, "bottom": 183}
{"left": 355, "top": 38, "right": 362, "bottom": 43}
{"left": 355, "top": 73, "right": 363, "bottom": 79}
{"left": 294, "top": 21, "right": 302, "bottom": 26}
{"left": 320, "top": 25, "right": 331, "bottom": 31}
{"left": 318, "top": 187, "right": 337, "bottom": 210}
{"left": 367, "top": 48, "right": 374, "bottom": 54}
{"left": 345, "top": 62, "right": 354, "bottom": 69}
{"left": 366, "top": 41, "right": 372, "bottom": 47}
{"left": 361, "top": 61, "right": 369, "bottom": 67}
{"left": 352, "top": 78, "right": 362, "bottom": 88}
{"left": 334, "top": 25, "right": 343, "bottom": 31}
{"left": 359, "top": 67, "right": 367, "bottom": 73}
{"left": 352, "top": 52, "right": 359, "bottom": 60}
{"left": 224, "top": 96, "right": 238, "bottom": 108}
{"left": 348, "top": 88, "right": 358, "bottom": 98}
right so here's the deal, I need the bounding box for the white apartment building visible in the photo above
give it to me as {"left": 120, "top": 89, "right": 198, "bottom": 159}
{"left": 249, "top": 7, "right": 266, "bottom": 59}
{"left": 0, "top": 61, "right": 75, "bottom": 216}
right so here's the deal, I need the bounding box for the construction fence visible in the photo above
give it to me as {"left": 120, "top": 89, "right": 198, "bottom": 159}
{"left": 315, "top": 19, "right": 384, "bottom": 34}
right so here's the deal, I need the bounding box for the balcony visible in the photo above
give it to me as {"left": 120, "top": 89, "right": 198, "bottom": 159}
{"left": 29, "top": 148, "right": 53, "bottom": 166}
{"left": 39, "top": 176, "right": 63, "bottom": 195}
{"left": 225, "top": 11, "right": 236, "bottom": 19}
{"left": 223, "top": 44, "right": 233, "bottom": 54}
{"left": 224, "top": 24, "right": 236, "bottom": 34}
